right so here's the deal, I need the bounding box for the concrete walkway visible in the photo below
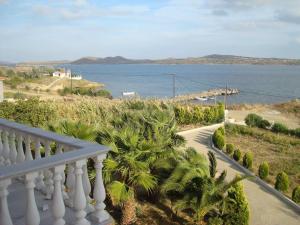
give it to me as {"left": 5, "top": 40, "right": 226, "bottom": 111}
{"left": 178, "top": 124, "right": 300, "bottom": 225}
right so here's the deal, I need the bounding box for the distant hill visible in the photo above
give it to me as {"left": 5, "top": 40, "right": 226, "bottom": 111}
{"left": 71, "top": 54, "right": 300, "bottom": 65}
{"left": 72, "top": 56, "right": 151, "bottom": 64}
{"left": 18, "top": 60, "right": 71, "bottom": 66}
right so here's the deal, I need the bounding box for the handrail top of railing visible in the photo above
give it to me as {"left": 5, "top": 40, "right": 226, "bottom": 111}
{"left": 0, "top": 144, "right": 110, "bottom": 181}
{"left": 0, "top": 118, "right": 94, "bottom": 149}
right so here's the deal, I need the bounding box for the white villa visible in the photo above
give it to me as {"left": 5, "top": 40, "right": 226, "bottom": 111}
{"left": 52, "top": 69, "right": 82, "bottom": 80}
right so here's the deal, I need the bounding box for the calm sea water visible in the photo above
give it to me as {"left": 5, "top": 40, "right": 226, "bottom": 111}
{"left": 65, "top": 64, "right": 300, "bottom": 104}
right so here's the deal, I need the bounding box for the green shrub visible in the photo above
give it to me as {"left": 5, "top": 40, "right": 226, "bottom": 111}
{"left": 272, "top": 123, "right": 289, "bottom": 134}
{"left": 242, "top": 152, "right": 253, "bottom": 169}
{"left": 258, "top": 162, "right": 269, "bottom": 180}
{"left": 213, "top": 130, "right": 225, "bottom": 150}
{"left": 290, "top": 128, "right": 300, "bottom": 138}
{"left": 174, "top": 103, "right": 224, "bottom": 125}
{"left": 217, "top": 126, "right": 225, "bottom": 135}
{"left": 245, "top": 113, "right": 271, "bottom": 129}
{"left": 292, "top": 186, "right": 300, "bottom": 203}
{"left": 223, "top": 181, "right": 250, "bottom": 225}
{"left": 4, "top": 98, "right": 56, "bottom": 127}
{"left": 233, "top": 149, "right": 242, "bottom": 161}
{"left": 275, "top": 172, "right": 289, "bottom": 192}
{"left": 208, "top": 217, "right": 223, "bottom": 225}
{"left": 245, "top": 113, "right": 263, "bottom": 127}
{"left": 260, "top": 119, "right": 271, "bottom": 129}
{"left": 226, "top": 144, "right": 234, "bottom": 155}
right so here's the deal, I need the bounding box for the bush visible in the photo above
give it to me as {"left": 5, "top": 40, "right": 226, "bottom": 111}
{"left": 258, "top": 162, "right": 269, "bottom": 180}
{"left": 292, "top": 186, "right": 300, "bottom": 203}
{"left": 233, "top": 149, "right": 242, "bottom": 161}
{"left": 245, "top": 113, "right": 263, "bottom": 127}
{"left": 213, "top": 130, "right": 225, "bottom": 150}
{"left": 271, "top": 123, "right": 289, "bottom": 134}
{"left": 174, "top": 103, "right": 224, "bottom": 125}
{"left": 223, "top": 181, "right": 250, "bottom": 225}
{"left": 0, "top": 98, "right": 56, "bottom": 128}
{"left": 226, "top": 144, "right": 234, "bottom": 155}
{"left": 260, "top": 119, "right": 271, "bottom": 129}
{"left": 290, "top": 128, "right": 300, "bottom": 138}
{"left": 275, "top": 172, "right": 289, "bottom": 192}
{"left": 242, "top": 152, "right": 253, "bottom": 169}
{"left": 208, "top": 217, "right": 223, "bottom": 225}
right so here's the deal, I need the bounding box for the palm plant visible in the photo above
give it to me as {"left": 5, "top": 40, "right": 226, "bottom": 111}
{"left": 95, "top": 105, "right": 183, "bottom": 225}
{"left": 48, "top": 120, "right": 97, "bottom": 141}
{"left": 161, "top": 150, "right": 247, "bottom": 224}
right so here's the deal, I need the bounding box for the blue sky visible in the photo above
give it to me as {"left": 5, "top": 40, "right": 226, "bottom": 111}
{"left": 1, "top": 0, "right": 300, "bottom": 62}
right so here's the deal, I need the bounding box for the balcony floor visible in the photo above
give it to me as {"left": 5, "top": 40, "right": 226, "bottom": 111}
{"left": 7, "top": 180, "right": 113, "bottom": 225}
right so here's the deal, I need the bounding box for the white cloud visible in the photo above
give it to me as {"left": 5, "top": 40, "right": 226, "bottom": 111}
{"left": 74, "top": 0, "right": 88, "bottom": 7}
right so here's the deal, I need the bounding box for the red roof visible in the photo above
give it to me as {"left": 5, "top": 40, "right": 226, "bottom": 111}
{"left": 0, "top": 77, "right": 6, "bottom": 81}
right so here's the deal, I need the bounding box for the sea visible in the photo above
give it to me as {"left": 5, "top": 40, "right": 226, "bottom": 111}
{"left": 64, "top": 64, "right": 300, "bottom": 104}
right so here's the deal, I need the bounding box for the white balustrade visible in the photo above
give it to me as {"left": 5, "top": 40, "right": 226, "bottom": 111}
{"left": 0, "top": 130, "right": 4, "bottom": 165}
{"left": 44, "top": 140, "right": 54, "bottom": 199}
{"left": 25, "top": 135, "right": 33, "bottom": 161}
{"left": 3, "top": 131, "right": 10, "bottom": 165}
{"left": 66, "top": 163, "right": 75, "bottom": 207}
{"left": 83, "top": 163, "right": 94, "bottom": 213}
{"left": 0, "top": 179, "right": 13, "bottom": 225}
{"left": 9, "top": 132, "right": 17, "bottom": 164}
{"left": 52, "top": 165, "right": 66, "bottom": 225}
{"left": 0, "top": 118, "right": 111, "bottom": 225}
{"left": 74, "top": 160, "right": 90, "bottom": 225}
{"left": 25, "top": 172, "right": 40, "bottom": 225}
{"left": 91, "top": 154, "right": 110, "bottom": 223}
{"left": 16, "top": 133, "right": 25, "bottom": 163}
{"left": 35, "top": 138, "right": 45, "bottom": 191}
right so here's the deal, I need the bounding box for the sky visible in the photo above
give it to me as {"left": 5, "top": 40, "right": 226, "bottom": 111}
{"left": 1, "top": 0, "right": 300, "bottom": 62}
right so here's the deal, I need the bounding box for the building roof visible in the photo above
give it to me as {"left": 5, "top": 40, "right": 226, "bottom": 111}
{"left": 0, "top": 77, "right": 6, "bottom": 81}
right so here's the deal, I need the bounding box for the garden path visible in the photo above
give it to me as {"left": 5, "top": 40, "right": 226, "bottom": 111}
{"left": 178, "top": 124, "right": 300, "bottom": 225}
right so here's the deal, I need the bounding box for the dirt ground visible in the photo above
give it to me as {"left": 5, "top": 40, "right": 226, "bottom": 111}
{"left": 228, "top": 103, "right": 300, "bottom": 129}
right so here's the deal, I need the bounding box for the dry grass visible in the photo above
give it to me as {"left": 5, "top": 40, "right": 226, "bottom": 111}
{"left": 226, "top": 126, "right": 300, "bottom": 195}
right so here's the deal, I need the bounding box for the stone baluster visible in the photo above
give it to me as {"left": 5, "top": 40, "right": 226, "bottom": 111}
{"left": 25, "top": 172, "right": 40, "bottom": 225}
{"left": 9, "top": 132, "right": 17, "bottom": 164}
{"left": 91, "top": 154, "right": 110, "bottom": 223}
{"left": 16, "top": 133, "right": 25, "bottom": 163}
{"left": 0, "top": 130, "right": 4, "bottom": 165}
{"left": 0, "top": 179, "right": 13, "bottom": 225}
{"left": 74, "top": 160, "right": 90, "bottom": 225}
{"left": 52, "top": 165, "right": 66, "bottom": 225}
{"left": 83, "top": 163, "right": 94, "bottom": 213}
{"left": 35, "top": 138, "right": 45, "bottom": 191}
{"left": 25, "top": 135, "right": 33, "bottom": 161}
{"left": 65, "top": 163, "right": 75, "bottom": 207}
{"left": 56, "top": 144, "right": 68, "bottom": 199}
{"left": 3, "top": 131, "right": 11, "bottom": 165}
{"left": 44, "top": 140, "right": 54, "bottom": 199}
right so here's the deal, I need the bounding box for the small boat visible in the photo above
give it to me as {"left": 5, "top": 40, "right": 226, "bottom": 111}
{"left": 194, "top": 96, "right": 208, "bottom": 101}
{"left": 122, "top": 91, "right": 135, "bottom": 96}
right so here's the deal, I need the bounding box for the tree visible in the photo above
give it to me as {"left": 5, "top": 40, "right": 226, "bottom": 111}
{"left": 258, "top": 162, "right": 269, "bottom": 180}
{"left": 222, "top": 181, "right": 249, "bottom": 225}
{"left": 275, "top": 172, "right": 289, "bottom": 192}
{"left": 292, "top": 186, "right": 300, "bottom": 203}
{"left": 208, "top": 151, "right": 217, "bottom": 178}
{"left": 242, "top": 152, "right": 253, "bottom": 169}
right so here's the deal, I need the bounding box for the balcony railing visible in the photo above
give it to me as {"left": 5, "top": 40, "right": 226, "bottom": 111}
{"left": 0, "top": 118, "right": 112, "bottom": 225}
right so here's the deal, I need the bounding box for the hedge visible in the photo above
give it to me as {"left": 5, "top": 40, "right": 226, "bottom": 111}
{"left": 292, "top": 186, "right": 300, "bottom": 204}
{"left": 213, "top": 129, "right": 225, "bottom": 150}
{"left": 242, "top": 152, "right": 253, "bottom": 169}
{"left": 258, "top": 162, "right": 269, "bottom": 180}
{"left": 226, "top": 144, "right": 234, "bottom": 155}
{"left": 275, "top": 172, "right": 289, "bottom": 192}
{"left": 233, "top": 149, "right": 242, "bottom": 161}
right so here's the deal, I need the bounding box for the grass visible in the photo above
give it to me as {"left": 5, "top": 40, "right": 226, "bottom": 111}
{"left": 225, "top": 124, "right": 300, "bottom": 196}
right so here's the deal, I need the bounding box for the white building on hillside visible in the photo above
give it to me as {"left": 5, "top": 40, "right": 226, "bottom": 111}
{"left": 52, "top": 69, "right": 82, "bottom": 80}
